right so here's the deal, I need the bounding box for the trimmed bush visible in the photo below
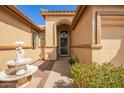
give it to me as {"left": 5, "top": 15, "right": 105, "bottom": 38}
{"left": 68, "top": 56, "right": 79, "bottom": 65}
{"left": 70, "top": 63, "right": 124, "bottom": 88}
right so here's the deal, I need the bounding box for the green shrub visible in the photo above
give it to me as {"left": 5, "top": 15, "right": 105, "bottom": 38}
{"left": 68, "top": 56, "right": 79, "bottom": 65}
{"left": 70, "top": 63, "right": 124, "bottom": 88}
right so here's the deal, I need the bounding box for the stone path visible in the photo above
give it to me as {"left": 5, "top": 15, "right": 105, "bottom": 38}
{"left": 19, "top": 60, "right": 55, "bottom": 88}
{"left": 19, "top": 57, "right": 72, "bottom": 88}
{"left": 44, "top": 57, "right": 72, "bottom": 88}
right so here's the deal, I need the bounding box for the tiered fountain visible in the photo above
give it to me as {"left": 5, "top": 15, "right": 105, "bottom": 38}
{"left": 0, "top": 41, "right": 38, "bottom": 88}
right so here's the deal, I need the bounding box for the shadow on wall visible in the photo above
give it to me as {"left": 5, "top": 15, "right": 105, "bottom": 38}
{"left": 110, "top": 38, "right": 124, "bottom": 67}
{"left": 102, "top": 26, "right": 124, "bottom": 67}
{"left": 70, "top": 48, "right": 92, "bottom": 65}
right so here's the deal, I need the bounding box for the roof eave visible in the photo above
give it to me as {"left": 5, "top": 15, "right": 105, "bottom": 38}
{"left": 41, "top": 11, "right": 75, "bottom": 19}
{"left": 3, "top": 5, "right": 43, "bottom": 33}
{"left": 70, "top": 5, "right": 86, "bottom": 30}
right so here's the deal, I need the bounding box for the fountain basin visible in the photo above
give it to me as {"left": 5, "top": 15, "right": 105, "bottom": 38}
{"left": 0, "top": 65, "right": 38, "bottom": 88}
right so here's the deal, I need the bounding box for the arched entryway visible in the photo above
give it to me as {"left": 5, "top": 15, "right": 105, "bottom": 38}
{"left": 57, "top": 24, "right": 70, "bottom": 57}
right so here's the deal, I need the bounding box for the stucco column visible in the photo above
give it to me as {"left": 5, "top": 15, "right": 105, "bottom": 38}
{"left": 54, "top": 24, "right": 57, "bottom": 47}
{"left": 92, "top": 12, "right": 96, "bottom": 44}
{"left": 92, "top": 12, "right": 102, "bottom": 44}
{"left": 96, "top": 14, "right": 101, "bottom": 44}
{"left": 45, "top": 22, "right": 57, "bottom": 60}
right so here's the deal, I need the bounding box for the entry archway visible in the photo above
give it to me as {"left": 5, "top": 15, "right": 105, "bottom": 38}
{"left": 57, "top": 24, "right": 70, "bottom": 57}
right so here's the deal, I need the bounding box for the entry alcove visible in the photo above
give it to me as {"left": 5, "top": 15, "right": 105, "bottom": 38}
{"left": 57, "top": 24, "right": 70, "bottom": 57}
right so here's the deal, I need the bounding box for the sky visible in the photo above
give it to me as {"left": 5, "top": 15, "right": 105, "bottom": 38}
{"left": 16, "top": 5, "right": 77, "bottom": 25}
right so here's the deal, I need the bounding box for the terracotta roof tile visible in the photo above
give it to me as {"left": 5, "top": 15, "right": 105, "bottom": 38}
{"left": 41, "top": 9, "right": 75, "bottom": 18}
{"left": 41, "top": 9, "right": 75, "bottom": 13}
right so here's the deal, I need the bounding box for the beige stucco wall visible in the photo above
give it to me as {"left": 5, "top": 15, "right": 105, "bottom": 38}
{"left": 45, "top": 15, "right": 74, "bottom": 60}
{"left": 71, "top": 5, "right": 124, "bottom": 66}
{"left": 92, "top": 5, "right": 124, "bottom": 12}
{"left": 71, "top": 48, "right": 92, "bottom": 64}
{"left": 71, "top": 6, "right": 93, "bottom": 64}
{"left": 0, "top": 21, "right": 32, "bottom": 46}
{"left": 91, "top": 6, "right": 124, "bottom": 66}
{"left": 0, "top": 7, "right": 41, "bottom": 71}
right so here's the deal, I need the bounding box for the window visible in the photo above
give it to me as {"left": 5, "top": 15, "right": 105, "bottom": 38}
{"left": 32, "top": 33, "right": 38, "bottom": 49}
{"left": 60, "top": 31, "right": 68, "bottom": 38}
{"left": 41, "top": 34, "right": 45, "bottom": 41}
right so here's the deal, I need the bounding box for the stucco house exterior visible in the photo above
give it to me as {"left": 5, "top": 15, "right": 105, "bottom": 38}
{"left": 0, "top": 5, "right": 124, "bottom": 72}
{"left": 41, "top": 5, "right": 124, "bottom": 66}
{"left": 70, "top": 5, "right": 124, "bottom": 66}
{"left": 41, "top": 10, "right": 75, "bottom": 60}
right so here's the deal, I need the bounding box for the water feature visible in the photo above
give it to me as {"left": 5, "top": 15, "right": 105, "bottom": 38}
{"left": 0, "top": 41, "right": 38, "bottom": 87}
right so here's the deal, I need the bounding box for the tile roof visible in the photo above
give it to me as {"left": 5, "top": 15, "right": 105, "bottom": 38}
{"left": 41, "top": 9, "right": 75, "bottom": 13}
{"left": 41, "top": 9, "right": 75, "bottom": 18}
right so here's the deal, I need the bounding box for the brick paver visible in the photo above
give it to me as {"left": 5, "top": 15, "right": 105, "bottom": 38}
{"left": 19, "top": 57, "right": 71, "bottom": 88}
{"left": 19, "top": 60, "right": 55, "bottom": 88}
{"left": 44, "top": 57, "right": 72, "bottom": 88}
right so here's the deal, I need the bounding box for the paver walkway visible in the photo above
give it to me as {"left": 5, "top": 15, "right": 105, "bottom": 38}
{"left": 44, "top": 57, "right": 72, "bottom": 88}
{"left": 19, "top": 60, "right": 55, "bottom": 88}
{"left": 19, "top": 57, "right": 72, "bottom": 88}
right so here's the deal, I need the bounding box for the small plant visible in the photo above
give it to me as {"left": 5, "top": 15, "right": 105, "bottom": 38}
{"left": 68, "top": 56, "right": 79, "bottom": 65}
{"left": 70, "top": 63, "right": 124, "bottom": 88}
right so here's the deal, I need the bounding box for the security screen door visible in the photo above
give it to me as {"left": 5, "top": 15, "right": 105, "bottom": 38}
{"left": 59, "top": 31, "right": 69, "bottom": 56}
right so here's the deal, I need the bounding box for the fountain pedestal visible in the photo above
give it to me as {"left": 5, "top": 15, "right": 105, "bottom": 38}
{"left": 0, "top": 65, "right": 38, "bottom": 88}
{"left": 0, "top": 75, "right": 32, "bottom": 88}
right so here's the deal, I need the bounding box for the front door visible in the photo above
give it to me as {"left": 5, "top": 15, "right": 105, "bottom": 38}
{"left": 59, "top": 31, "right": 69, "bottom": 56}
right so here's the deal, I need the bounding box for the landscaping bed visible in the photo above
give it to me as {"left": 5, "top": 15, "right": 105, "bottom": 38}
{"left": 69, "top": 56, "right": 124, "bottom": 88}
